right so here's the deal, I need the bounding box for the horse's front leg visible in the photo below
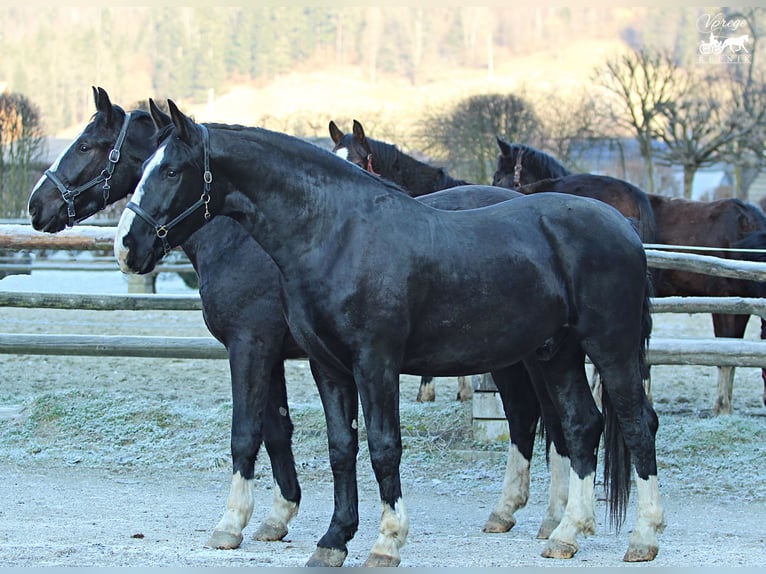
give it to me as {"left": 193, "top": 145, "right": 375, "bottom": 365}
{"left": 255, "top": 359, "right": 301, "bottom": 541}
{"left": 355, "top": 355, "right": 408, "bottom": 567}
{"left": 305, "top": 361, "right": 360, "bottom": 567}
{"left": 207, "top": 339, "right": 276, "bottom": 549}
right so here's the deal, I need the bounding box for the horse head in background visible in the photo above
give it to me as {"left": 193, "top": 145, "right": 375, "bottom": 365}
{"left": 28, "top": 87, "right": 163, "bottom": 232}
{"left": 329, "top": 119, "right": 469, "bottom": 196}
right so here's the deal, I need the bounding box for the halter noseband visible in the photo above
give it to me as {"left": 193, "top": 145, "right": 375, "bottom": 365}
{"left": 512, "top": 147, "right": 524, "bottom": 188}
{"left": 126, "top": 123, "right": 212, "bottom": 254}
{"left": 45, "top": 112, "right": 132, "bottom": 227}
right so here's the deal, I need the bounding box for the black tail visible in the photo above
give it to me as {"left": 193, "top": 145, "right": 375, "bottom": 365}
{"left": 602, "top": 272, "right": 653, "bottom": 530}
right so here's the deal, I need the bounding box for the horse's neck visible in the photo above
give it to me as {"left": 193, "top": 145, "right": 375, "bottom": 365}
{"left": 214, "top": 129, "right": 391, "bottom": 267}
{"left": 523, "top": 147, "right": 570, "bottom": 181}
{"left": 380, "top": 143, "right": 465, "bottom": 196}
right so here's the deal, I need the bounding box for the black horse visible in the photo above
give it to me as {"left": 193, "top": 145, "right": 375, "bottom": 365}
{"left": 328, "top": 118, "right": 577, "bottom": 533}
{"left": 27, "top": 88, "right": 555, "bottom": 555}
{"left": 493, "top": 139, "right": 766, "bottom": 414}
{"left": 329, "top": 119, "right": 473, "bottom": 403}
{"left": 115, "top": 100, "right": 663, "bottom": 566}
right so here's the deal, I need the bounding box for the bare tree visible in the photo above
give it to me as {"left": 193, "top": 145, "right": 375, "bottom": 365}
{"left": 593, "top": 48, "right": 681, "bottom": 194}
{"left": 0, "top": 90, "right": 45, "bottom": 218}
{"left": 414, "top": 92, "right": 541, "bottom": 184}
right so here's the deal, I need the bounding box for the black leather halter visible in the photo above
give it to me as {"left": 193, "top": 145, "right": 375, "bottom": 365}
{"left": 126, "top": 123, "right": 212, "bottom": 254}
{"left": 44, "top": 112, "right": 132, "bottom": 227}
{"left": 512, "top": 147, "right": 524, "bottom": 188}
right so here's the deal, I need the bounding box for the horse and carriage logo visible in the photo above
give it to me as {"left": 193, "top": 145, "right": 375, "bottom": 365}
{"left": 697, "top": 12, "right": 751, "bottom": 62}
{"left": 699, "top": 32, "right": 750, "bottom": 55}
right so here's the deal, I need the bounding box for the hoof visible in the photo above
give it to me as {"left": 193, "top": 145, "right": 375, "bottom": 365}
{"left": 541, "top": 539, "right": 578, "bottom": 559}
{"left": 536, "top": 518, "right": 559, "bottom": 540}
{"left": 205, "top": 529, "right": 243, "bottom": 550}
{"left": 363, "top": 552, "right": 400, "bottom": 567}
{"left": 306, "top": 546, "right": 347, "bottom": 567}
{"left": 482, "top": 512, "right": 515, "bottom": 533}
{"left": 624, "top": 544, "right": 658, "bottom": 562}
{"left": 252, "top": 520, "right": 288, "bottom": 542}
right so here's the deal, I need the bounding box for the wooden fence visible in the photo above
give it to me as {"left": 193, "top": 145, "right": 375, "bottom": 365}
{"left": 2, "top": 224, "right": 766, "bottom": 434}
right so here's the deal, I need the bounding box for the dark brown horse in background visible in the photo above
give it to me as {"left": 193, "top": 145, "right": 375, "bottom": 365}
{"left": 493, "top": 139, "right": 766, "bottom": 414}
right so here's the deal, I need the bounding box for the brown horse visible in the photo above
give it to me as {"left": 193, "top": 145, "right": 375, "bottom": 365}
{"left": 649, "top": 194, "right": 766, "bottom": 413}
{"left": 492, "top": 138, "right": 657, "bottom": 243}
{"left": 493, "top": 139, "right": 766, "bottom": 414}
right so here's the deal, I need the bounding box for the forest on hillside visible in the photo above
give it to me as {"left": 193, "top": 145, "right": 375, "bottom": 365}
{"left": 1, "top": 6, "right": 761, "bottom": 134}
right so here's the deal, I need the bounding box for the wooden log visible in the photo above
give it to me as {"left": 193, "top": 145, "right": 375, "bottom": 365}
{"left": 645, "top": 337, "right": 766, "bottom": 367}
{"left": 650, "top": 296, "right": 766, "bottom": 319}
{"left": 0, "top": 261, "right": 195, "bottom": 273}
{"left": 646, "top": 249, "right": 766, "bottom": 282}
{"left": 0, "top": 333, "right": 227, "bottom": 359}
{"left": 0, "top": 224, "right": 115, "bottom": 251}
{"left": 0, "top": 291, "right": 202, "bottom": 311}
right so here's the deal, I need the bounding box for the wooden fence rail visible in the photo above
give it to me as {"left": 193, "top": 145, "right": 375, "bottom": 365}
{"left": 2, "top": 223, "right": 766, "bottom": 436}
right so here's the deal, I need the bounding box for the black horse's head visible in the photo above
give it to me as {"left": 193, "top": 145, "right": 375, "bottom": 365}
{"left": 28, "top": 86, "right": 165, "bottom": 232}
{"left": 329, "top": 119, "right": 375, "bottom": 173}
{"left": 492, "top": 137, "right": 570, "bottom": 189}
{"left": 116, "top": 99, "right": 219, "bottom": 275}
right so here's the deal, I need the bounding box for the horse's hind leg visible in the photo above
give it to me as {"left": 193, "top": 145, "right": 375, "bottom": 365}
{"left": 587, "top": 349, "right": 664, "bottom": 562}
{"left": 416, "top": 375, "right": 435, "bottom": 402}
{"left": 482, "top": 364, "right": 538, "bottom": 533}
{"left": 487, "top": 363, "right": 571, "bottom": 539}
{"left": 523, "top": 340, "right": 602, "bottom": 560}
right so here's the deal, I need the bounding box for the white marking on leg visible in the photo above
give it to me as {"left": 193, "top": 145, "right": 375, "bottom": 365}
{"left": 547, "top": 470, "right": 596, "bottom": 550}
{"left": 369, "top": 498, "right": 409, "bottom": 560}
{"left": 114, "top": 145, "right": 165, "bottom": 270}
{"left": 334, "top": 147, "right": 349, "bottom": 161}
{"left": 263, "top": 482, "right": 298, "bottom": 529}
{"left": 213, "top": 471, "right": 255, "bottom": 537}
{"left": 539, "top": 446, "right": 569, "bottom": 535}
{"left": 491, "top": 442, "right": 529, "bottom": 522}
{"left": 629, "top": 473, "right": 665, "bottom": 551}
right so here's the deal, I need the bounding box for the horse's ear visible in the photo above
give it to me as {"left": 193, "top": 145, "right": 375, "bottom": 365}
{"left": 95, "top": 86, "right": 113, "bottom": 124}
{"left": 149, "top": 98, "right": 171, "bottom": 129}
{"left": 167, "top": 99, "right": 195, "bottom": 142}
{"left": 352, "top": 120, "right": 367, "bottom": 145}
{"left": 496, "top": 136, "right": 511, "bottom": 157}
{"left": 329, "top": 121, "right": 344, "bottom": 145}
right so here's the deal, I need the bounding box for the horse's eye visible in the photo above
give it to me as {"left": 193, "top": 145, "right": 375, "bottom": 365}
{"left": 78, "top": 143, "right": 90, "bottom": 153}
{"left": 166, "top": 169, "right": 177, "bottom": 178}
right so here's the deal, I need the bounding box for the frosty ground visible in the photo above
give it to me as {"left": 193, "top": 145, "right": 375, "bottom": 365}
{"left": 0, "top": 299, "right": 765, "bottom": 567}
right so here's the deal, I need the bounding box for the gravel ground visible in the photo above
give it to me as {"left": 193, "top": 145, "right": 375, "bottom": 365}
{"left": 0, "top": 275, "right": 765, "bottom": 567}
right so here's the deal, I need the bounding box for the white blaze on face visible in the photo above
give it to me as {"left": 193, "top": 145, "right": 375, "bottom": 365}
{"left": 114, "top": 144, "right": 166, "bottom": 271}
{"left": 30, "top": 138, "right": 77, "bottom": 195}
{"left": 334, "top": 147, "right": 349, "bottom": 161}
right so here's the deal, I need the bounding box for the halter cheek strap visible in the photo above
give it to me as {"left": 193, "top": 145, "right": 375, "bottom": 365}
{"left": 45, "top": 112, "right": 132, "bottom": 227}
{"left": 126, "top": 123, "right": 212, "bottom": 255}
{"left": 512, "top": 147, "right": 524, "bottom": 188}
{"left": 366, "top": 153, "right": 380, "bottom": 176}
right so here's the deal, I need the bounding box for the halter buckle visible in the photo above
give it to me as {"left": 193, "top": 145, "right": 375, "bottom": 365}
{"left": 108, "top": 148, "right": 121, "bottom": 163}
{"left": 203, "top": 170, "right": 213, "bottom": 184}
{"left": 156, "top": 226, "right": 168, "bottom": 239}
